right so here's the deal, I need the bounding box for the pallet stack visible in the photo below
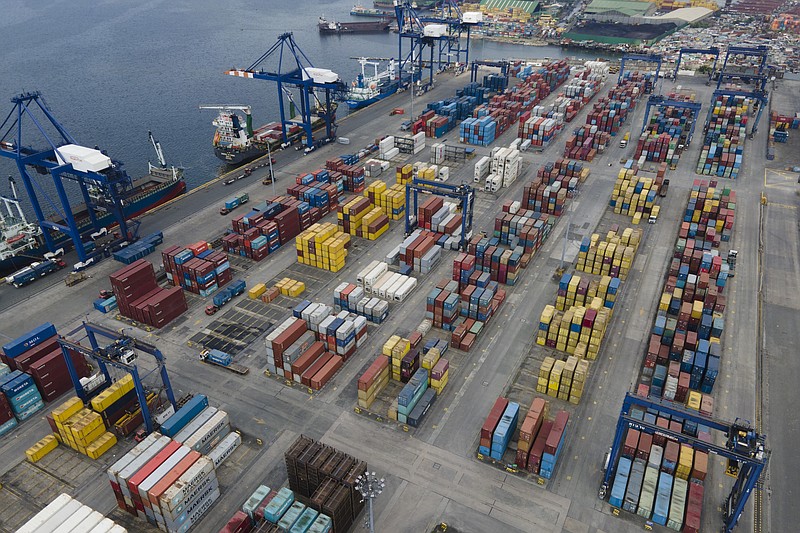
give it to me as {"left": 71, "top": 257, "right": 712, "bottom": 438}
{"left": 284, "top": 435, "right": 367, "bottom": 533}
{"left": 296, "top": 223, "right": 350, "bottom": 272}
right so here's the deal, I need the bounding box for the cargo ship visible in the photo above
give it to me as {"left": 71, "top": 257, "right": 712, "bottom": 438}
{"left": 351, "top": 5, "right": 393, "bottom": 17}
{"left": 206, "top": 106, "right": 329, "bottom": 166}
{"left": 346, "top": 58, "right": 401, "bottom": 110}
{"left": 318, "top": 17, "right": 392, "bottom": 34}
{"left": 0, "top": 135, "right": 185, "bottom": 275}
{"left": 374, "top": 0, "right": 437, "bottom": 8}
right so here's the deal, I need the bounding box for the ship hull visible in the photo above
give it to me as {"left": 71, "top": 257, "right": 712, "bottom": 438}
{"left": 346, "top": 83, "right": 399, "bottom": 110}
{"left": 214, "top": 144, "right": 267, "bottom": 166}
{"left": 319, "top": 20, "right": 391, "bottom": 34}
{"left": 0, "top": 177, "right": 186, "bottom": 276}
{"left": 350, "top": 9, "right": 392, "bottom": 17}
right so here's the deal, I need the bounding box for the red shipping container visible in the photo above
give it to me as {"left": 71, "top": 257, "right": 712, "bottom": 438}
{"left": 310, "top": 354, "right": 343, "bottom": 390}
{"left": 300, "top": 352, "right": 334, "bottom": 387}
{"left": 481, "top": 397, "right": 509, "bottom": 440}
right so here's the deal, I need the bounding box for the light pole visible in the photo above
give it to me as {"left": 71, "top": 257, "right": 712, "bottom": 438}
{"left": 267, "top": 142, "right": 276, "bottom": 197}
{"left": 355, "top": 471, "right": 385, "bottom": 533}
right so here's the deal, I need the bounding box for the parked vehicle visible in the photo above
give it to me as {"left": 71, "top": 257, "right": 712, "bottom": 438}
{"left": 220, "top": 192, "right": 250, "bottom": 215}
{"left": 205, "top": 279, "right": 247, "bottom": 315}
{"left": 6, "top": 259, "right": 65, "bottom": 288}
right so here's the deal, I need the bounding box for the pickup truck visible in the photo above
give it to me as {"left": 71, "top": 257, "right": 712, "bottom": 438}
{"left": 205, "top": 279, "right": 247, "bottom": 315}
{"left": 220, "top": 192, "right": 250, "bottom": 215}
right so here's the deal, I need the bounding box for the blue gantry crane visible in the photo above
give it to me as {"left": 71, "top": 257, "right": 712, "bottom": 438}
{"left": 226, "top": 33, "right": 348, "bottom": 152}
{"left": 58, "top": 322, "right": 178, "bottom": 434}
{"left": 601, "top": 392, "right": 768, "bottom": 533}
{"left": 394, "top": 0, "right": 476, "bottom": 90}
{"left": 641, "top": 95, "right": 703, "bottom": 145}
{"left": 619, "top": 54, "right": 662, "bottom": 91}
{"left": 673, "top": 47, "right": 720, "bottom": 82}
{"left": 469, "top": 59, "right": 510, "bottom": 84}
{"left": 705, "top": 88, "right": 769, "bottom": 138}
{"left": 715, "top": 45, "right": 770, "bottom": 92}
{"left": 405, "top": 178, "right": 475, "bottom": 251}
{"left": 0, "top": 92, "right": 140, "bottom": 264}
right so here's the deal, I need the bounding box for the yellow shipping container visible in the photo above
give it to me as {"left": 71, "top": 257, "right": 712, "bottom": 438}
{"left": 26, "top": 435, "right": 59, "bottom": 463}
{"left": 91, "top": 374, "right": 133, "bottom": 413}
{"left": 86, "top": 432, "right": 117, "bottom": 460}
{"left": 288, "top": 281, "right": 306, "bottom": 298}
{"left": 52, "top": 396, "right": 83, "bottom": 423}
{"left": 248, "top": 283, "right": 267, "bottom": 299}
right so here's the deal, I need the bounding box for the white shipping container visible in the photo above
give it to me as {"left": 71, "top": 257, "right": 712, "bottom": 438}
{"left": 162, "top": 474, "right": 220, "bottom": 523}
{"left": 394, "top": 277, "right": 417, "bottom": 302}
{"left": 164, "top": 484, "right": 220, "bottom": 533}
{"left": 159, "top": 457, "right": 214, "bottom": 512}
{"left": 86, "top": 518, "right": 117, "bottom": 533}
{"left": 357, "top": 260, "right": 380, "bottom": 284}
{"left": 30, "top": 499, "right": 83, "bottom": 533}
{"left": 173, "top": 407, "right": 218, "bottom": 444}
{"left": 208, "top": 431, "right": 242, "bottom": 468}
{"left": 107, "top": 433, "right": 161, "bottom": 485}
{"left": 363, "top": 262, "right": 388, "bottom": 288}
{"left": 139, "top": 446, "right": 192, "bottom": 513}
{"left": 378, "top": 273, "right": 402, "bottom": 299}
{"left": 370, "top": 271, "right": 394, "bottom": 295}
{"left": 16, "top": 493, "right": 73, "bottom": 533}
{"left": 70, "top": 510, "right": 105, "bottom": 533}
{"left": 183, "top": 411, "right": 230, "bottom": 452}
{"left": 386, "top": 275, "right": 408, "bottom": 300}
{"left": 51, "top": 504, "right": 94, "bottom": 533}
{"left": 118, "top": 436, "right": 172, "bottom": 497}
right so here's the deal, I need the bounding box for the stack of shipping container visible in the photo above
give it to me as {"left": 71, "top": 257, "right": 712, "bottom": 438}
{"left": 333, "top": 282, "right": 390, "bottom": 323}
{"left": 575, "top": 227, "right": 642, "bottom": 280}
{"left": 697, "top": 92, "right": 749, "bottom": 179}
{"left": 162, "top": 242, "right": 232, "bottom": 295}
{"left": 325, "top": 154, "right": 366, "bottom": 193}
{"left": 107, "top": 395, "right": 242, "bottom": 532}
{"left": 337, "top": 196, "right": 390, "bottom": 240}
{"left": 16, "top": 494, "right": 128, "bottom": 533}
{"left": 46, "top": 394, "right": 118, "bottom": 459}
{"left": 110, "top": 259, "right": 188, "bottom": 328}
{"left": 522, "top": 159, "right": 588, "bottom": 216}
{"left": 295, "top": 223, "right": 351, "bottom": 272}
{"left": 635, "top": 94, "right": 696, "bottom": 166}
{"left": 364, "top": 180, "right": 406, "bottom": 221}
{"left": 639, "top": 180, "right": 735, "bottom": 400}
{"left": 536, "top": 303, "right": 611, "bottom": 360}
{"left": 225, "top": 196, "right": 303, "bottom": 259}
{"left": 609, "top": 161, "right": 668, "bottom": 224}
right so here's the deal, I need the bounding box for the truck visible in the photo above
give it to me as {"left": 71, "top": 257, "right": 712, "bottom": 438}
{"left": 205, "top": 279, "right": 247, "bottom": 315}
{"left": 620, "top": 131, "right": 630, "bottom": 148}
{"left": 65, "top": 271, "right": 88, "bottom": 287}
{"left": 658, "top": 178, "right": 670, "bottom": 198}
{"left": 200, "top": 348, "right": 250, "bottom": 375}
{"left": 5, "top": 259, "right": 66, "bottom": 288}
{"left": 220, "top": 192, "right": 250, "bottom": 215}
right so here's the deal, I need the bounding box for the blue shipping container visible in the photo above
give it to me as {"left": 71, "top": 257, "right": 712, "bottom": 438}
{"left": 3, "top": 323, "right": 57, "bottom": 359}
{"left": 160, "top": 394, "right": 209, "bottom": 437}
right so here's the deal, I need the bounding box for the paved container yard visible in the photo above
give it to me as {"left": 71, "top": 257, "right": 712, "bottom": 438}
{"left": 0, "top": 61, "right": 796, "bottom": 533}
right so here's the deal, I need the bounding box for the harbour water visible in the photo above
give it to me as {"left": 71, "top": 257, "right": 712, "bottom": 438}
{"left": 1, "top": 0, "right": 601, "bottom": 195}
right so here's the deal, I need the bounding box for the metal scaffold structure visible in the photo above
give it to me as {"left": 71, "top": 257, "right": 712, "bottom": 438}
{"left": 0, "top": 91, "right": 140, "bottom": 264}
{"left": 641, "top": 95, "right": 703, "bottom": 145}
{"left": 226, "top": 33, "right": 349, "bottom": 151}
{"left": 707, "top": 45, "right": 771, "bottom": 137}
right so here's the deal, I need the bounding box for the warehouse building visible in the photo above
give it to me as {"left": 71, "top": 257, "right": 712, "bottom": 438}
{"left": 582, "top": 0, "right": 658, "bottom": 22}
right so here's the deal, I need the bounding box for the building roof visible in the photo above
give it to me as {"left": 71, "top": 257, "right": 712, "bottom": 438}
{"left": 643, "top": 6, "right": 713, "bottom": 23}
{"left": 480, "top": 0, "right": 541, "bottom": 14}
{"left": 584, "top": 0, "right": 654, "bottom": 16}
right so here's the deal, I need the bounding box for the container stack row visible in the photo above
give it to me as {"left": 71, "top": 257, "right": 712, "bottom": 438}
{"left": 638, "top": 180, "right": 736, "bottom": 399}
{"left": 456, "top": 239, "right": 525, "bottom": 287}
{"left": 17, "top": 494, "right": 127, "bottom": 533}
{"left": 392, "top": 367, "right": 437, "bottom": 426}
{"left": 391, "top": 131, "right": 426, "bottom": 155}
{"left": 332, "top": 282, "right": 391, "bottom": 322}
{"left": 554, "top": 272, "right": 621, "bottom": 311}
{"left": 44, "top": 394, "right": 118, "bottom": 459}
{"left": 536, "top": 303, "right": 611, "bottom": 359}
{"left": 162, "top": 242, "right": 233, "bottom": 295}
{"left": 364, "top": 180, "right": 406, "bottom": 221}
{"left": 635, "top": 93, "right": 698, "bottom": 165}
{"left": 324, "top": 154, "right": 367, "bottom": 193}
{"left": 393, "top": 228, "right": 443, "bottom": 274}
{"left": 609, "top": 161, "right": 668, "bottom": 224}
{"left": 337, "top": 196, "right": 390, "bottom": 240}
{"left": 609, "top": 415, "right": 708, "bottom": 532}
{"left": 697, "top": 93, "right": 749, "bottom": 179}
{"left": 575, "top": 226, "right": 642, "bottom": 280}
{"left": 479, "top": 397, "right": 570, "bottom": 479}
{"left": 226, "top": 196, "right": 304, "bottom": 259}
{"left": 0, "top": 323, "right": 90, "bottom": 410}
{"left": 113, "top": 231, "right": 165, "bottom": 265}
{"left": 110, "top": 259, "right": 187, "bottom": 328}
{"left": 493, "top": 205, "right": 554, "bottom": 256}
{"left": 295, "top": 223, "right": 351, "bottom": 272}
{"left": 522, "top": 159, "right": 588, "bottom": 216}
{"left": 107, "top": 396, "right": 241, "bottom": 532}
{"left": 220, "top": 486, "right": 333, "bottom": 533}
{"left": 284, "top": 435, "right": 367, "bottom": 533}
